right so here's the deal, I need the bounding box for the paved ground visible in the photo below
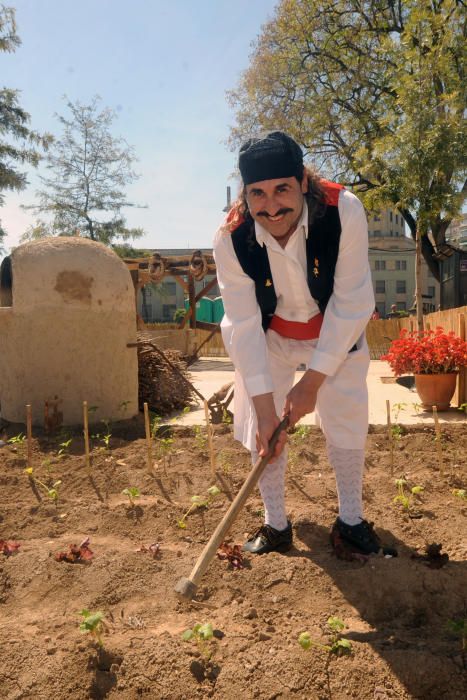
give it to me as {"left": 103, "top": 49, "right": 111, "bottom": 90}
{"left": 173, "top": 358, "right": 466, "bottom": 427}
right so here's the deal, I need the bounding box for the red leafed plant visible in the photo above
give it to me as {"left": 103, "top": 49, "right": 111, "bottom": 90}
{"left": 217, "top": 542, "right": 244, "bottom": 569}
{"left": 0, "top": 540, "right": 21, "bottom": 556}
{"left": 381, "top": 328, "right": 467, "bottom": 376}
{"left": 54, "top": 537, "right": 94, "bottom": 563}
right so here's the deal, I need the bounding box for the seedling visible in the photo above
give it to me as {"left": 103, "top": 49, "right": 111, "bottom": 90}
{"left": 452, "top": 489, "right": 467, "bottom": 500}
{"left": 57, "top": 438, "right": 72, "bottom": 460}
{"left": 177, "top": 485, "right": 220, "bottom": 529}
{"left": 393, "top": 478, "right": 424, "bottom": 513}
{"left": 7, "top": 433, "right": 26, "bottom": 454}
{"left": 34, "top": 478, "right": 62, "bottom": 503}
{"left": 182, "top": 622, "right": 214, "bottom": 660}
{"left": 391, "top": 424, "right": 403, "bottom": 440}
{"left": 122, "top": 486, "right": 140, "bottom": 507}
{"left": 78, "top": 609, "right": 107, "bottom": 647}
{"left": 194, "top": 424, "right": 207, "bottom": 452}
{"left": 298, "top": 616, "right": 352, "bottom": 657}
{"left": 446, "top": 618, "right": 466, "bottom": 655}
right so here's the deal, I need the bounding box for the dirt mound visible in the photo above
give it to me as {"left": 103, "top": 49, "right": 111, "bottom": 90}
{"left": 0, "top": 421, "right": 466, "bottom": 699}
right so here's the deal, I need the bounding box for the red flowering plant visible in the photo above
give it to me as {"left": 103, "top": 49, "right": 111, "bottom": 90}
{"left": 382, "top": 327, "right": 467, "bottom": 376}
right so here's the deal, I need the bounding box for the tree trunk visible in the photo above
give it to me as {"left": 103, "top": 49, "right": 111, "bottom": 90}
{"left": 415, "top": 229, "right": 424, "bottom": 333}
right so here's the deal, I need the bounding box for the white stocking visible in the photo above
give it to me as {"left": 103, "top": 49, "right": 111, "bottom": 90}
{"left": 255, "top": 448, "right": 288, "bottom": 531}
{"left": 327, "top": 443, "right": 364, "bottom": 526}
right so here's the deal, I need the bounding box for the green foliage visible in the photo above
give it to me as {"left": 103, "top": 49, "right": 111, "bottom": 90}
{"left": 34, "top": 478, "right": 62, "bottom": 503}
{"left": 393, "top": 477, "right": 424, "bottom": 512}
{"left": 452, "top": 489, "right": 467, "bottom": 501}
{"left": 0, "top": 6, "right": 51, "bottom": 229}
{"left": 24, "top": 96, "right": 144, "bottom": 245}
{"left": 57, "top": 438, "right": 72, "bottom": 460}
{"left": 182, "top": 622, "right": 214, "bottom": 659}
{"left": 193, "top": 425, "right": 207, "bottom": 452}
{"left": 228, "top": 0, "right": 466, "bottom": 278}
{"left": 7, "top": 433, "right": 26, "bottom": 451}
{"left": 78, "top": 609, "right": 106, "bottom": 647}
{"left": 173, "top": 307, "right": 187, "bottom": 323}
{"left": 177, "top": 485, "right": 221, "bottom": 529}
{"left": 298, "top": 617, "right": 352, "bottom": 656}
{"left": 122, "top": 487, "right": 140, "bottom": 507}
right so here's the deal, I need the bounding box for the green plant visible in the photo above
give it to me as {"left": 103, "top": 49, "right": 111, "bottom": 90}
{"left": 298, "top": 617, "right": 352, "bottom": 657}
{"left": 182, "top": 622, "right": 214, "bottom": 660}
{"left": 122, "top": 486, "right": 140, "bottom": 507}
{"left": 78, "top": 609, "right": 106, "bottom": 647}
{"left": 446, "top": 618, "right": 466, "bottom": 654}
{"left": 57, "top": 437, "right": 72, "bottom": 460}
{"left": 177, "top": 485, "right": 221, "bottom": 529}
{"left": 193, "top": 424, "right": 207, "bottom": 452}
{"left": 452, "top": 489, "right": 467, "bottom": 501}
{"left": 34, "top": 478, "right": 62, "bottom": 502}
{"left": 393, "top": 478, "right": 424, "bottom": 512}
{"left": 391, "top": 424, "right": 403, "bottom": 440}
{"left": 7, "top": 433, "right": 26, "bottom": 453}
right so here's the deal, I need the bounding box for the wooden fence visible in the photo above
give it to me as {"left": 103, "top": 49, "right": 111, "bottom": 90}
{"left": 143, "top": 306, "right": 467, "bottom": 404}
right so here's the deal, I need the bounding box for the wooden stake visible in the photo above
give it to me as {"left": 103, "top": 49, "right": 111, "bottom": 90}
{"left": 26, "top": 404, "right": 33, "bottom": 469}
{"left": 144, "top": 402, "right": 153, "bottom": 473}
{"left": 203, "top": 400, "right": 216, "bottom": 478}
{"left": 386, "top": 399, "right": 394, "bottom": 476}
{"left": 432, "top": 405, "right": 444, "bottom": 477}
{"left": 83, "top": 401, "right": 91, "bottom": 472}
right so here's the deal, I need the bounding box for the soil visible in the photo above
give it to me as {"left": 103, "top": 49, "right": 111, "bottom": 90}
{"left": 0, "top": 417, "right": 466, "bottom": 700}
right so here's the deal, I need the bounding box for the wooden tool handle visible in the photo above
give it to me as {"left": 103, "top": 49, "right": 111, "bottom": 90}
{"left": 187, "top": 415, "right": 289, "bottom": 587}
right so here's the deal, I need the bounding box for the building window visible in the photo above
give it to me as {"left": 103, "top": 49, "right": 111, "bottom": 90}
{"left": 162, "top": 304, "right": 177, "bottom": 321}
{"left": 373, "top": 229, "right": 381, "bottom": 236}
{"left": 428, "top": 286, "right": 435, "bottom": 298}
{"left": 395, "top": 260, "right": 407, "bottom": 270}
{"left": 396, "top": 280, "right": 406, "bottom": 294}
{"left": 375, "top": 260, "right": 386, "bottom": 270}
{"left": 375, "top": 280, "right": 385, "bottom": 293}
{"left": 389, "top": 230, "right": 393, "bottom": 236}
{"left": 397, "top": 302, "right": 406, "bottom": 311}
{"left": 390, "top": 211, "right": 393, "bottom": 222}
{"left": 395, "top": 214, "right": 398, "bottom": 225}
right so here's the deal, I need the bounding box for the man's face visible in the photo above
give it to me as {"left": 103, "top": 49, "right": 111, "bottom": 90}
{"left": 245, "top": 173, "right": 307, "bottom": 244}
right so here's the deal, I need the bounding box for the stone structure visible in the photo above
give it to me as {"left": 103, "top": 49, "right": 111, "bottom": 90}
{"left": 0, "top": 237, "right": 138, "bottom": 426}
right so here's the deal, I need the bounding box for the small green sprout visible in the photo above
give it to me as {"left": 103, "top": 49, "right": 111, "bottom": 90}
{"left": 446, "top": 618, "right": 466, "bottom": 654}
{"left": 7, "top": 433, "right": 26, "bottom": 453}
{"left": 57, "top": 438, "right": 72, "bottom": 459}
{"left": 298, "top": 617, "right": 352, "bottom": 657}
{"left": 35, "top": 478, "right": 62, "bottom": 502}
{"left": 177, "top": 485, "right": 221, "bottom": 528}
{"left": 182, "top": 622, "right": 214, "bottom": 659}
{"left": 78, "top": 609, "right": 106, "bottom": 647}
{"left": 452, "top": 489, "right": 467, "bottom": 500}
{"left": 193, "top": 424, "right": 207, "bottom": 451}
{"left": 391, "top": 424, "right": 403, "bottom": 440}
{"left": 393, "top": 478, "right": 424, "bottom": 512}
{"left": 24, "top": 466, "right": 34, "bottom": 476}
{"left": 122, "top": 487, "right": 140, "bottom": 507}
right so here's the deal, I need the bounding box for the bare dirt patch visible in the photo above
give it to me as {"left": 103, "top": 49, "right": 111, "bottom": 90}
{"left": 0, "top": 418, "right": 466, "bottom": 699}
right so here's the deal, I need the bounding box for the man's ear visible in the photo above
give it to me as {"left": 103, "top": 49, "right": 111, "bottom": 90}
{"left": 300, "top": 171, "right": 308, "bottom": 193}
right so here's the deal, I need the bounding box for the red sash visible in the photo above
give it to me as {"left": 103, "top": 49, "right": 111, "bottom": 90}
{"left": 269, "top": 313, "right": 323, "bottom": 340}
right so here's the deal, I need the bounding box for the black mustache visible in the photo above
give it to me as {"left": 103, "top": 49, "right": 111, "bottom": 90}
{"left": 257, "top": 208, "right": 293, "bottom": 218}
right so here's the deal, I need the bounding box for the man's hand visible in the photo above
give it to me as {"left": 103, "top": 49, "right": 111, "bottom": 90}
{"left": 283, "top": 369, "right": 327, "bottom": 427}
{"left": 252, "top": 393, "right": 288, "bottom": 460}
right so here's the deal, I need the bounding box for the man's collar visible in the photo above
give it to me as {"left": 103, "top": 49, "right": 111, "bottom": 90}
{"left": 254, "top": 199, "right": 308, "bottom": 247}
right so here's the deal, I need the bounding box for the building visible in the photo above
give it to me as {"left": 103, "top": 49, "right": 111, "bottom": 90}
{"left": 367, "top": 210, "right": 439, "bottom": 317}
{"left": 136, "top": 249, "right": 219, "bottom": 324}
{"left": 446, "top": 212, "right": 467, "bottom": 250}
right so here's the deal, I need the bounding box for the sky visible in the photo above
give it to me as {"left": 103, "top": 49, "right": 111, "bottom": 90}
{"left": 1, "top": 0, "right": 276, "bottom": 256}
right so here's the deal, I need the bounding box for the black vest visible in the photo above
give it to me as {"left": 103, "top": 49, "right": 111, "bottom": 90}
{"left": 231, "top": 193, "right": 342, "bottom": 330}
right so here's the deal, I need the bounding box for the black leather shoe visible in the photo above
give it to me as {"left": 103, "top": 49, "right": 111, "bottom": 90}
{"left": 331, "top": 517, "right": 381, "bottom": 555}
{"left": 242, "top": 521, "right": 293, "bottom": 555}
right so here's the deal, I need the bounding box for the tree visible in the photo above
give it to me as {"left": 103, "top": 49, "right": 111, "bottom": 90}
{"left": 0, "top": 5, "right": 51, "bottom": 251}
{"left": 26, "top": 96, "right": 144, "bottom": 245}
{"left": 228, "top": 0, "right": 466, "bottom": 284}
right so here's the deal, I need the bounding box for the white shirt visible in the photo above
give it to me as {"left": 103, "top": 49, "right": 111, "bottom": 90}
{"left": 213, "top": 188, "right": 374, "bottom": 398}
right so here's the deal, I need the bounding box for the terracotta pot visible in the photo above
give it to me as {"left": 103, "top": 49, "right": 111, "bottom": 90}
{"left": 414, "top": 373, "right": 458, "bottom": 411}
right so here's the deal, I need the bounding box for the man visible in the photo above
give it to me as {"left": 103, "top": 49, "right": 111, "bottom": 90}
{"left": 213, "top": 131, "right": 380, "bottom": 557}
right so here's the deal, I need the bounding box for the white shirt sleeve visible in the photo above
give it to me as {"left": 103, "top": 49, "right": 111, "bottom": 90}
{"left": 308, "top": 190, "right": 374, "bottom": 376}
{"left": 213, "top": 226, "right": 274, "bottom": 397}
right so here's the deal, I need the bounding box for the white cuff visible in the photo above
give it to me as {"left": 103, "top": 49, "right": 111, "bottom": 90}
{"left": 308, "top": 348, "right": 344, "bottom": 377}
{"left": 244, "top": 373, "right": 275, "bottom": 397}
